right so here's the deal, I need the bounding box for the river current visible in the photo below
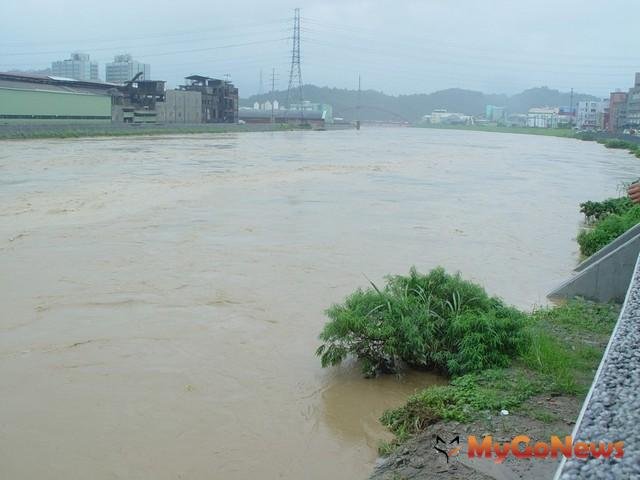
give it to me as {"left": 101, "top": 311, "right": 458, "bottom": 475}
{"left": 1, "top": 127, "right": 638, "bottom": 479}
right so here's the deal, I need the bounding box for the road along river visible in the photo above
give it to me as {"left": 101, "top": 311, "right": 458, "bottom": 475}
{"left": 1, "top": 128, "right": 638, "bottom": 479}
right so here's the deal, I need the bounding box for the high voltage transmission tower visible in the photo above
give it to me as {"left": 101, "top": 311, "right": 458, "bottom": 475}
{"left": 270, "top": 67, "right": 277, "bottom": 124}
{"left": 286, "top": 8, "right": 304, "bottom": 124}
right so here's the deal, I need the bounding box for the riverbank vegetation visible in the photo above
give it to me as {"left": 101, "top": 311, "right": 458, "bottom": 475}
{"left": 316, "top": 268, "right": 528, "bottom": 377}
{"left": 599, "top": 138, "right": 640, "bottom": 158}
{"left": 416, "top": 123, "right": 576, "bottom": 138}
{"left": 315, "top": 267, "right": 619, "bottom": 451}
{"left": 577, "top": 197, "right": 640, "bottom": 257}
{"left": 379, "top": 299, "right": 616, "bottom": 445}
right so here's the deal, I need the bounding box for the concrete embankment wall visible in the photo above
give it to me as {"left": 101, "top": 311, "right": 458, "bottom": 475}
{"left": 0, "top": 122, "right": 354, "bottom": 139}
{"left": 554, "top": 253, "right": 640, "bottom": 479}
{"left": 549, "top": 224, "right": 640, "bottom": 303}
{"left": 0, "top": 122, "right": 292, "bottom": 139}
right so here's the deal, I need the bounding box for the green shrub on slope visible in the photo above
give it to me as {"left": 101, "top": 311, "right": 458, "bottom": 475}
{"left": 316, "top": 267, "right": 528, "bottom": 377}
{"left": 578, "top": 205, "right": 640, "bottom": 257}
{"left": 579, "top": 197, "right": 633, "bottom": 223}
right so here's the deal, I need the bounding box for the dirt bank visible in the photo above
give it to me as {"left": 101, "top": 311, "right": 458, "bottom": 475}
{"left": 372, "top": 394, "right": 581, "bottom": 480}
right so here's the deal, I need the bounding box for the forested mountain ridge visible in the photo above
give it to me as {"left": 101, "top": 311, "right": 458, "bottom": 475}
{"left": 242, "top": 85, "right": 599, "bottom": 122}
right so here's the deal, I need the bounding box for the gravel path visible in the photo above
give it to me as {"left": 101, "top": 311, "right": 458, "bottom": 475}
{"left": 556, "top": 256, "right": 640, "bottom": 479}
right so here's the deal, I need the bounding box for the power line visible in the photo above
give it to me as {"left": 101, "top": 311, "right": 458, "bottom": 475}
{"left": 301, "top": 35, "right": 639, "bottom": 73}
{"left": 302, "top": 16, "right": 640, "bottom": 62}
{"left": 1, "top": 18, "right": 292, "bottom": 49}
{"left": 3, "top": 37, "right": 290, "bottom": 60}
{"left": 271, "top": 67, "right": 278, "bottom": 124}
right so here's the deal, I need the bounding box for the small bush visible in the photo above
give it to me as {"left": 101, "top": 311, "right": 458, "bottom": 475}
{"left": 579, "top": 197, "right": 633, "bottom": 223}
{"left": 577, "top": 205, "right": 640, "bottom": 256}
{"left": 316, "top": 267, "right": 528, "bottom": 377}
{"left": 577, "top": 131, "right": 597, "bottom": 141}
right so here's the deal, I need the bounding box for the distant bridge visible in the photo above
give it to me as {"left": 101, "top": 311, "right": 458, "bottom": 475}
{"left": 332, "top": 104, "right": 413, "bottom": 123}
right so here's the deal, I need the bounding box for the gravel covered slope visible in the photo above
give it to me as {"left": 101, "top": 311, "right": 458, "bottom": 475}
{"left": 557, "top": 257, "right": 640, "bottom": 479}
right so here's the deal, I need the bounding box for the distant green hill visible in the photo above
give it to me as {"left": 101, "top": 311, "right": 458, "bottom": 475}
{"left": 242, "top": 85, "right": 599, "bottom": 122}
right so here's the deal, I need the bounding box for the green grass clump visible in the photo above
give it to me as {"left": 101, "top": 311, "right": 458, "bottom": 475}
{"left": 316, "top": 267, "right": 528, "bottom": 377}
{"left": 381, "top": 369, "right": 543, "bottom": 437}
{"left": 521, "top": 300, "right": 618, "bottom": 394}
{"left": 577, "top": 205, "right": 640, "bottom": 256}
{"left": 529, "top": 300, "right": 618, "bottom": 335}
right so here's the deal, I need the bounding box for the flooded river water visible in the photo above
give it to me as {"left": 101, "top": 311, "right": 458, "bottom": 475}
{"left": 1, "top": 128, "right": 639, "bottom": 479}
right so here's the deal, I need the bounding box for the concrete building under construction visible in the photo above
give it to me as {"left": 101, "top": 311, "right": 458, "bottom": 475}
{"left": 111, "top": 74, "right": 165, "bottom": 123}
{"left": 156, "top": 90, "right": 202, "bottom": 124}
{"left": 179, "top": 75, "right": 238, "bottom": 123}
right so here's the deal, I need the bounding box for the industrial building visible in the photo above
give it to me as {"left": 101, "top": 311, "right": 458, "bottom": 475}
{"left": 0, "top": 72, "right": 113, "bottom": 124}
{"left": 51, "top": 53, "right": 99, "bottom": 82}
{"left": 422, "top": 109, "right": 473, "bottom": 125}
{"left": 238, "top": 108, "right": 325, "bottom": 127}
{"left": 0, "top": 72, "right": 167, "bottom": 125}
{"left": 0, "top": 71, "right": 241, "bottom": 127}
{"left": 289, "top": 101, "right": 333, "bottom": 124}
{"left": 105, "top": 54, "right": 150, "bottom": 84}
{"left": 180, "top": 75, "right": 238, "bottom": 123}
{"left": 111, "top": 75, "right": 166, "bottom": 123}
{"left": 156, "top": 90, "right": 202, "bottom": 123}
{"left": 527, "top": 107, "right": 559, "bottom": 128}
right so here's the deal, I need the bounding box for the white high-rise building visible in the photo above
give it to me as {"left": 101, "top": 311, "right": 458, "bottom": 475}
{"left": 51, "top": 52, "right": 99, "bottom": 81}
{"left": 105, "top": 54, "right": 150, "bottom": 84}
{"left": 576, "top": 100, "right": 607, "bottom": 130}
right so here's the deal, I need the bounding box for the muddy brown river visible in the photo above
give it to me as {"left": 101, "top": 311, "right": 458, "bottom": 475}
{"left": 1, "top": 128, "right": 638, "bottom": 479}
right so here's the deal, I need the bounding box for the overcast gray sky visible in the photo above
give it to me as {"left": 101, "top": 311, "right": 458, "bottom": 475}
{"left": 1, "top": 0, "right": 638, "bottom": 97}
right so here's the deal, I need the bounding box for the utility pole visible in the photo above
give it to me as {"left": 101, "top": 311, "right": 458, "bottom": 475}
{"left": 270, "top": 68, "right": 276, "bottom": 124}
{"left": 569, "top": 87, "right": 574, "bottom": 126}
{"left": 356, "top": 74, "right": 361, "bottom": 130}
{"left": 259, "top": 68, "right": 263, "bottom": 98}
{"left": 285, "top": 8, "right": 304, "bottom": 124}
